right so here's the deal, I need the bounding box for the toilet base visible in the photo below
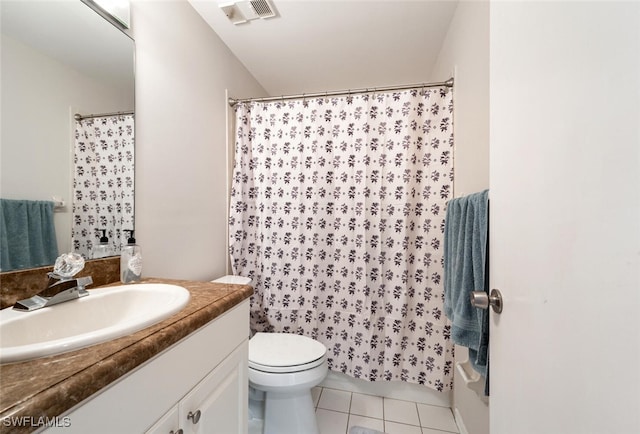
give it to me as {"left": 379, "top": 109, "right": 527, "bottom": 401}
{"left": 248, "top": 416, "right": 264, "bottom": 434}
{"left": 263, "top": 388, "right": 318, "bottom": 434}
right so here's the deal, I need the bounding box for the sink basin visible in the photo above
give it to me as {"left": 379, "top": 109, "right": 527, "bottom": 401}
{"left": 0, "top": 283, "right": 190, "bottom": 363}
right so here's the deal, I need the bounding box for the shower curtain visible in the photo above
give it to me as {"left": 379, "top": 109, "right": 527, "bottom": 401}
{"left": 73, "top": 114, "right": 134, "bottom": 259}
{"left": 229, "top": 88, "right": 454, "bottom": 391}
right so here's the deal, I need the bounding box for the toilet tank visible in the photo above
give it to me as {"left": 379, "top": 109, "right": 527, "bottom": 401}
{"left": 212, "top": 275, "right": 252, "bottom": 285}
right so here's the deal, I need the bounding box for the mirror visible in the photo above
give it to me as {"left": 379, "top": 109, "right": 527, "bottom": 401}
{"left": 1, "top": 0, "right": 134, "bottom": 271}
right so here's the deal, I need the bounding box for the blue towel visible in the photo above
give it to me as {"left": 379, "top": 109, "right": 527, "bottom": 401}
{"left": 443, "top": 190, "right": 489, "bottom": 377}
{"left": 0, "top": 199, "right": 59, "bottom": 271}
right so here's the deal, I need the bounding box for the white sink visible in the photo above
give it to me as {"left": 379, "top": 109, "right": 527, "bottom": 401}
{"left": 0, "top": 283, "right": 190, "bottom": 363}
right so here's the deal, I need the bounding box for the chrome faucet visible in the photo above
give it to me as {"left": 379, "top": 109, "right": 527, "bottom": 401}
{"left": 13, "top": 273, "right": 93, "bottom": 312}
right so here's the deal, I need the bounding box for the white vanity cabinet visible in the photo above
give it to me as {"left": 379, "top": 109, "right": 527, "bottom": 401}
{"left": 146, "top": 343, "right": 247, "bottom": 434}
{"left": 43, "top": 300, "right": 249, "bottom": 434}
{"left": 146, "top": 404, "right": 180, "bottom": 434}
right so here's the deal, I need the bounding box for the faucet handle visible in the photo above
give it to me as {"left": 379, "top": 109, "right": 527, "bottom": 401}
{"left": 52, "top": 253, "right": 85, "bottom": 278}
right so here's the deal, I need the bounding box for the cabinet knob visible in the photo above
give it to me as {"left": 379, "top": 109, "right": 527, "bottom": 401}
{"left": 188, "top": 410, "right": 201, "bottom": 424}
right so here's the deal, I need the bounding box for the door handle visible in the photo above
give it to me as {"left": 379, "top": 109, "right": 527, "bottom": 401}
{"left": 470, "top": 289, "right": 503, "bottom": 314}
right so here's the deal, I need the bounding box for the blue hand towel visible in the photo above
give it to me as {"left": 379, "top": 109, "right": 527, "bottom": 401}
{"left": 1, "top": 199, "right": 59, "bottom": 271}
{"left": 443, "top": 190, "right": 489, "bottom": 377}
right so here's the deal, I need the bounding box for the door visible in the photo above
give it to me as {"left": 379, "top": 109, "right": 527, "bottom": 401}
{"left": 180, "top": 343, "right": 248, "bottom": 434}
{"left": 146, "top": 405, "right": 180, "bottom": 434}
{"left": 489, "top": 2, "right": 640, "bottom": 433}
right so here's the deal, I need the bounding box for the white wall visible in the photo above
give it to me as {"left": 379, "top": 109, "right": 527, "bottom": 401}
{"left": 0, "top": 34, "right": 133, "bottom": 255}
{"left": 131, "top": 0, "right": 267, "bottom": 280}
{"left": 430, "top": 1, "right": 489, "bottom": 197}
{"left": 429, "top": 2, "right": 490, "bottom": 434}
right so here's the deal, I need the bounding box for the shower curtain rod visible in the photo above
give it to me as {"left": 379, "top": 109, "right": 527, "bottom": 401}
{"left": 228, "top": 77, "right": 454, "bottom": 106}
{"left": 74, "top": 110, "right": 134, "bottom": 121}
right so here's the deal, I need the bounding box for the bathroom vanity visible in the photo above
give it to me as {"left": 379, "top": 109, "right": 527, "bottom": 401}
{"left": 0, "top": 277, "right": 252, "bottom": 434}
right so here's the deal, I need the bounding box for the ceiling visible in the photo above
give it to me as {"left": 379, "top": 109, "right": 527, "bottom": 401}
{"left": 189, "top": 0, "right": 458, "bottom": 96}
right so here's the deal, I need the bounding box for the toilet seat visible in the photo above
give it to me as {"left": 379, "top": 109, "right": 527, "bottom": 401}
{"left": 249, "top": 332, "right": 327, "bottom": 374}
{"left": 249, "top": 355, "right": 325, "bottom": 373}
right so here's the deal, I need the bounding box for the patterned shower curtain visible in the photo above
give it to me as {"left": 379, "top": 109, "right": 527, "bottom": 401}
{"left": 229, "top": 88, "right": 454, "bottom": 391}
{"left": 72, "top": 114, "right": 135, "bottom": 258}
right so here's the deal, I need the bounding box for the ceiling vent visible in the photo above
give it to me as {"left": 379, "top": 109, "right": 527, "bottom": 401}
{"left": 220, "top": 0, "right": 276, "bottom": 25}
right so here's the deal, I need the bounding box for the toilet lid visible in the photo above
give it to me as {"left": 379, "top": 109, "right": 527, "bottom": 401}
{"left": 249, "top": 333, "right": 327, "bottom": 373}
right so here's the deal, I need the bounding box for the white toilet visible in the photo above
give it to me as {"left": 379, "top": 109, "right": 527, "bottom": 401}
{"left": 212, "top": 276, "right": 328, "bottom": 434}
{"left": 249, "top": 332, "right": 328, "bottom": 434}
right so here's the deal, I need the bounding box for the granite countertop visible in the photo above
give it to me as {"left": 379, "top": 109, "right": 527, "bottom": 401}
{"left": 0, "top": 278, "right": 253, "bottom": 434}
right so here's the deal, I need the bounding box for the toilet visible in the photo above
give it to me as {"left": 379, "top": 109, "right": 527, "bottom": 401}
{"left": 249, "top": 332, "right": 328, "bottom": 434}
{"left": 212, "top": 276, "right": 328, "bottom": 434}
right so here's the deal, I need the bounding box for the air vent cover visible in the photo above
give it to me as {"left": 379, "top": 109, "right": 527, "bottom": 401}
{"left": 220, "top": 0, "right": 276, "bottom": 25}
{"left": 250, "top": 0, "right": 275, "bottom": 18}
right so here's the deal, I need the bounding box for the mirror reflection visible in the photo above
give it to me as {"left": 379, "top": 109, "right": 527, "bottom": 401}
{"left": 0, "top": 0, "right": 135, "bottom": 271}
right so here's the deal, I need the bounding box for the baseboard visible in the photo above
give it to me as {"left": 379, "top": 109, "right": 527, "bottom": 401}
{"left": 320, "top": 370, "right": 451, "bottom": 407}
{"left": 453, "top": 407, "right": 470, "bottom": 434}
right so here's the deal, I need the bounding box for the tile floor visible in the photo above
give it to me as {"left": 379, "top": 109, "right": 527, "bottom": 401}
{"left": 312, "top": 386, "right": 460, "bottom": 434}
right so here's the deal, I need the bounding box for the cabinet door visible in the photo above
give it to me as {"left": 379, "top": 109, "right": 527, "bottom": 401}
{"left": 145, "top": 404, "right": 180, "bottom": 434}
{"left": 180, "top": 343, "right": 248, "bottom": 434}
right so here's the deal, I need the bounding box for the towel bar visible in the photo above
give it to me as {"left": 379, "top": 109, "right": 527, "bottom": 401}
{"left": 52, "top": 196, "right": 66, "bottom": 211}
{"left": 456, "top": 361, "right": 488, "bottom": 402}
